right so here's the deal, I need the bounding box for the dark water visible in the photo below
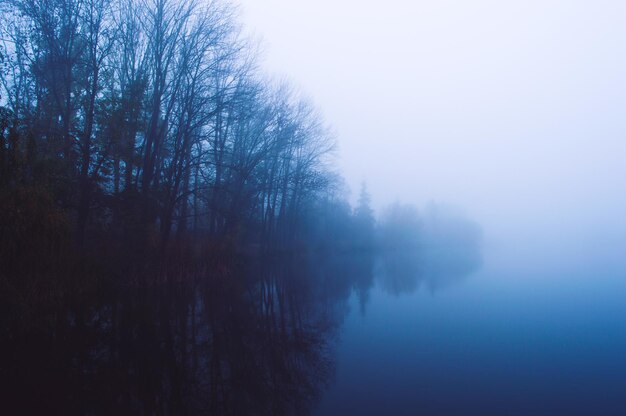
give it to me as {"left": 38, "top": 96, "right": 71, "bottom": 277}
{"left": 316, "top": 240, "right": 626, "bottom": 415}
{"left": 3, "top": 235, "right": 626, "bottom": 414}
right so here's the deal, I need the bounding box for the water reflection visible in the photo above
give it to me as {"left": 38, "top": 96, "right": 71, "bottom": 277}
{"left": 1, "top": 254, "right": 360, "bottom": 414}
{"left": 379, "top": 210, "right": 483, "bottom": 296}
{"left": 3, "top": 241, "right": 481, "bottom": 414}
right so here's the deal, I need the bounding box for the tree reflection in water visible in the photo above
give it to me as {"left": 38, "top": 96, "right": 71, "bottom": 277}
{"left": 379, "top": 243, "right": 482, "bottom": 296}
{"left": 2, "top": 235, "right": 481, "bottom": 414}
{"left": 2, "top": 253, "right": 373, "bottom": 415}
{"left": 379, "top": 207, "right": 483, "bottom": 296}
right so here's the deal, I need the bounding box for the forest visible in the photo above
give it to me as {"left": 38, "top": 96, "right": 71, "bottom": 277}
{"left": 0, "top": 1, "right": 491, "bottom": 414}
{"left": 0, "top": 4, "right": 378, "bottom": 411}
{"left": 4, "top": 0, "right": 621, "bottom": 414}
{"left": 0, "top": 0, "right": 381, "bottom": 269}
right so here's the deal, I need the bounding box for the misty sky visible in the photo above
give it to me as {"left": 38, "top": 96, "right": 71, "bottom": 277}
{"left": 239, "top": 0, "right": 626, "bottom": 247}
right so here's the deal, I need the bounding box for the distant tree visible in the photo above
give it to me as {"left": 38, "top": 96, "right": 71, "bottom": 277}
{"left": 379, "top": 202, "right": 421, "bottom": 249}
{"left": 353, "top": 182, "right": 375, "bottom": 248}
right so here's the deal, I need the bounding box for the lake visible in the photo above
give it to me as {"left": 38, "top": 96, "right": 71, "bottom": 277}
{"left": 3, "top": 235, "right": 626, "bottom": 415}
{"left": 316, "top": 239, "right": 626, "bottom": 415}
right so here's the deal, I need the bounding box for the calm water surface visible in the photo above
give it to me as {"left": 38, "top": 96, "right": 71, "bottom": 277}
{"left": 316, "top": 241, "right": 626, "bottom": 415}
{"left": 4, "top": 236, "right": 626, "bottom": 414}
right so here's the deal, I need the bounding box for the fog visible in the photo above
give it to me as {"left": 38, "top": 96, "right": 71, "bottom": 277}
{"left": 240, "top": 0, "right": 626, "bottom": 255}
{"left": 4, "top": 1, "right": 626, "bottom": 413}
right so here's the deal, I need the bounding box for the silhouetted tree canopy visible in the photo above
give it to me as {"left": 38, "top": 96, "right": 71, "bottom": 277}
{"left": 0, "top": 0, "right": 374, "bottom": 260}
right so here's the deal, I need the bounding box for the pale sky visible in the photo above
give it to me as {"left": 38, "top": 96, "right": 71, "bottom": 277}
{"left": 239, "top": 0, "right": 626, "bottom": 247}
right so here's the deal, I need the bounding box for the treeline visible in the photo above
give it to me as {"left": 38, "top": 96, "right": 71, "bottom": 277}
{"left": 0, "top": 0, "right": 361, "bottom": 262}
{"left": 378, "top": 201, "right": 482, "bottom": 251}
